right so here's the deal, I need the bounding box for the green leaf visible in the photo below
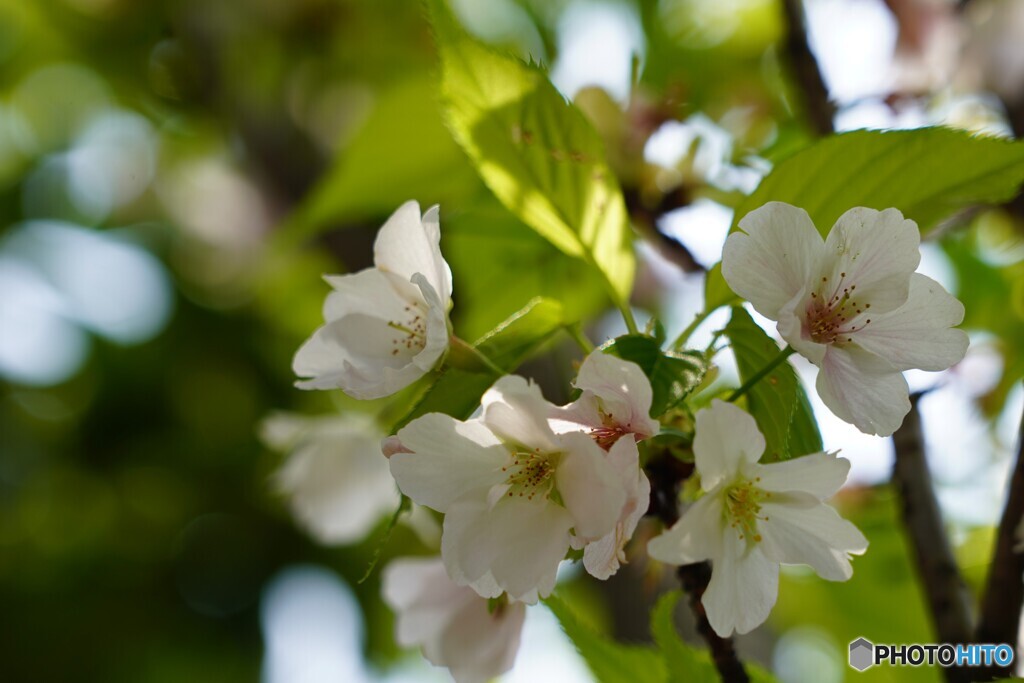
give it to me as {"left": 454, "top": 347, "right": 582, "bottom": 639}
{"left": 734, "top": 128, "right": 1024, "bottom": 238}
{"left": 650, "top": 591, "right": 717, "bottom": 682}
{"left": 545, "top": 594, "right": 667, "bottom": 683}
{"left": 724, "top": 307, "right": 821, "bottom": 461}
{"left": 703, "top": 261, "right": 738, "bottom": 312}
{"left": 390, "top": 297, "right": 563, "bottom": 431}
{"left": 429, "top": 0, "right": 635, "bottom": 304}
{"left": 603, "top": 335, "right": 707, "bottom": 417}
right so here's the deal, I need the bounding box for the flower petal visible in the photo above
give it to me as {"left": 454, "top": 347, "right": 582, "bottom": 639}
{"left": 647, "top": 493, "right": 725, "bottom": 565}
{"left": 852, "top": 273, "right": 968, "bottom": 371}
{"left": 694, "top": 400, "right": 766, "bottom": 490}
{"left": 702, "top": 532, "right": 779, "bottom": 636}
{"left": 749, "top": 452, "right": 851, "bottom": 500}
{"left": 583, "top": 470, "right": 650, "bottom": 580}
{"left": 570, "top": 352, "right": 660, "bottom": 439}
{"left": 373, "top": 200, "right": 453, "bottom": 304}
{"left": 722, "top": 202, "right": 825, "bottom": 319}
{"left": 819, "top": 207, "right": 920, "bottom": 315}
{"left": 390, "top": 414, "right": 506, "bottom": 512}
{"left": 557, "top": 432, "right": 630, "bottom": 542}
{"left": 816, "top": 346, "right": 910, "bottom": 436}
{"left": 411, "top": 272, "right": 451, "bottom": 372}
{"left": 440, "top": 596, "right": 526, "bottom": 683}
{"left": 777, "top": 286, "right": 827, "bottom": 365}
{"left": 759, "top": 494, "right": 868, "bottom": 581}
{"left": 482, "top": 375, "right": 559, "bottom": 451}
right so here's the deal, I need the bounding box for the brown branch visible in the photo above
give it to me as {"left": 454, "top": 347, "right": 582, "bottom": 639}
{"left": 623, "top": 187, "right": 706, "bottom": 274}
{"left": 782, "top": 0, "right": 835, "bottom": 136}
{"left": 891, "top": 393, "right": 974, "bottom": 683}
{"left": 975, "top": 384, "right": 1024, "bottom": 680}
{"left": 646, "top": 456, "right": 750, "bottom": 683}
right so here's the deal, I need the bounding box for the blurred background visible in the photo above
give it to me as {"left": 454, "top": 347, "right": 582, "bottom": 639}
{"left": 1, "top": 0, "right": 1024, "bottom": 681}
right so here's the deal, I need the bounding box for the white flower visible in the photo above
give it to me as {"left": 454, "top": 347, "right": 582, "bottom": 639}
{"left": 382, "top": 556, "right": 526, "bottom": 683}
{"left": 261, "top": 412, "right": 399, "bottom": 545}
{"left": 647, "top": 400, "right": 867, "bottom": 637}
{"left": 388, "top": 375, "right": 629, "bottom": 602}
{"left": 722, "top": 202, "right": 969, "bottom": 436}
{"left": 293, "top": 200, "right": 453, "bottom": 399}
{"left": 550, "top": 351, "right": 661, "bottom": 447}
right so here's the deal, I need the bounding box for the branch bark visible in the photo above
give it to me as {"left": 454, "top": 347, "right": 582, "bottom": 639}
{"left": 975, "top": 385, "right": 1024, "bottom": 680}
{"left": 782, "top": 0, "right": 835, "bottom": 136}
{"left": 646, "top": 456, "right": 750, "bottom": 683}
{"left": 891, "top": 393, "right": 974, "bottom": 683}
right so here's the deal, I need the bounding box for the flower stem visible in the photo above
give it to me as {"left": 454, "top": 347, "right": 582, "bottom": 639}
{"left": 449, "top": 336, "right": 505, "bottom": 376}
{"left": 564, "top": 323, "right": 595, "bottom": 354}
{"left": 618, "top": 299, "right": 639, "bottom": 335}
{"left": 727, "top": 346, "right": 797, "bottom": 403}
{"left": 671, "top": 308, "right": 713, "bottom": 349}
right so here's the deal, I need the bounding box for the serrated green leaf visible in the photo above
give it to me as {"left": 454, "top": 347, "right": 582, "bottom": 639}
{"left": 545, "top": 593, "right": 667, "bottom": 683}
{"left": 429, "top": 0, "right": 635, "bottom": 305}
{"left": 724, "top": 307, "right": 822, "bottom": 461}
{"left": 603, "top": 335, "right": 707, "bottom": 417}
{"left": 390, "top": 297, "right": 563, "bottom": 431}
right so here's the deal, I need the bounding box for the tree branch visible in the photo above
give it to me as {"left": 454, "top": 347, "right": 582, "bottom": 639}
{"left": 975, "top": 385, "right": 1024, "bottom": 679}
{"left": 782, "top": 0, "right": 835, "bottom": 136}
{"left": 891, "top": 393, "right": 974, "bottom": 683}
{"left": 646, "top": 456, "right": 750, "bottom": 683}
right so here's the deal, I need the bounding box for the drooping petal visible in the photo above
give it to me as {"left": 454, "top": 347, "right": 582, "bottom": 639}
{"left": 389, "top": 414, "right": 506, "bottom": 512}
{"left": 440, "top": 596, "right": 526, "bottom": 683}
{"left": 702, "top": 532, "right": 780, "bottom": 636}
{"left": 816, "top": 346, "right": 910, "bottom": 436}
{"left": 556, "top": 432, "right": 629, "bottom": 542}
{"left": 373, "top": 200, "right": 453, "bottom": 304}
{"left": 722, "top": 202, "right": 825, "bottom": 319}
{"left": 411, "top": 272, "right": 451, "bottom": 372}
{"left": 819, "top": 207, "right": 920, "bottom": 315}
{"left": 647, "top": 493, "right": 725, "bottom": 566}
{"left": 383, "top": 557, "right": 467, "bottom": 648}
{"left": 482, "top": 375, "right": 559, "bottom": 451}
{"left": 852, "top": 273, "right": 968, "bottom": 371}
{"left": 749, "top": 452, "right": 851, "bottom": 500}
{"left": 570, "top": 351, "right": 660, "bottom": 439}
{"left": 759, "top": 494, "right": 868, "bottom": 581}
{"left": 583, "top": 469, "right": 650, "bottom": 580}
{"left": 693, "top": 400, "right": 766, "bottom": 490}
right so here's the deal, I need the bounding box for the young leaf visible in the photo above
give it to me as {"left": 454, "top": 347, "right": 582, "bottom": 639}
{"left": 390, "top": 297, "right": 563, "bottom": 431}
{"left": 724, "top": 307, "right": 822, "bottom": 461}
{"left": 545, "top": 594, "right": 667, "bottom": 683}
{"left": 603, "top": 335, "right": 707, "bottom": 416}
{"left": 429, "top": 0, "right": 635, "bottom": 305}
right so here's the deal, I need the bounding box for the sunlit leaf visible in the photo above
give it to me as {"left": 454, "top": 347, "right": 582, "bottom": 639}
{"left": 603, "top": 335, "right": 706, "bottom": 417}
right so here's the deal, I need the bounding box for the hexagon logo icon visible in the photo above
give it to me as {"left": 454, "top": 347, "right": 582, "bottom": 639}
{"left": 849, "top": 638, "right": 874, "bottom": 671}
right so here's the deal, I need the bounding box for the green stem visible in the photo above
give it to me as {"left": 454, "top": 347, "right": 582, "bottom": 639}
{"left": 618, "top": 299, "right": 639, "bottom": 335}
{"left": 450, "top": 336, "right": 505, "bottom": 376}
{"left": 564, "top": 323, "right": 595, "bottom": 354}
{"left": 672, "top": 308, "right": 713, "bottom": 349}
{"left": 727, "top": 346, "right": 797, "bottom": 403}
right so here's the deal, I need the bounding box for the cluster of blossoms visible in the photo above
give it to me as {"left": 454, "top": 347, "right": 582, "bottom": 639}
{"left": 266, "top": 199, "right": 968, "bottom": 681}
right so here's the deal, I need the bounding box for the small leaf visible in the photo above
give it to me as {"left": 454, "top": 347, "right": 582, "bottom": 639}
{"left": 724, "top": 308, "right": 821, "bottom": 461}
{"left": 604, "top": 335, "right": 707, "bottom": 416}
{"left": 545, "top": 593, "right": 667, "bottom": 683}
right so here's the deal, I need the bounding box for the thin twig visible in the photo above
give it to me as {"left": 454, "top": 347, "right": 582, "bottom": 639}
{"left": 891, "top": 393, "right": 973, "bottom": 683}
{"left": 975, "top": 384, "right": 1024, "bottom": 680}
{"left": 782, "top": 0, "right": 835, "bottom": 136}
{"left": 646, "top": 456, "right": 750, "bottom": 683}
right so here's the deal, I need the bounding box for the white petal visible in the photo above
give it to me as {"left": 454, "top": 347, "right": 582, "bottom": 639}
{"left": 482, "top": 375, "right": 559, "bottom": 451}
{"left": 647, "top": 493, "right": 725, "bottom": 565}
{"left": 693, "top": 400, "right": 766, "bottom": 490}
{"left": 748, "top": 452, "right": 851, "bottom": 500}
{"left": 410, "top": 273, "right": 451, "bottom": 373}
{"left": 722, "top": 202, "right": 825, "bottom": 319}
{"left": 557, "top": 432, "right": 630, "bottom": 541}
{"left": 819, "top": 207, "right": 920, "bottom": 314}
{"left": 777, "top": 287, "right": 827, "bottom": 365}
{"left": 441, "top": 596, "right": 526, "bottom": 683}
{"left": 583, "top": 470, "right": 650, "bottom": 580}
{"left": 373, "top": 200, "right": 453, "bottom": 304}
{"left": 702, "top": 532, "right": 779, "bottom": 636}
{"left": 852, "top": 273, "right": 968, "bottom": 371}
{"left": 759, "top": 494, "right": 868, "bottom": 581}
{"left": 816, "top": 346, "right": 910, "bottom": 436}
{"left": 389, "top": 414, "right": 506, "bottom": 512}
{"left": 572, "top": 351, "right": 659, "bottom": 438}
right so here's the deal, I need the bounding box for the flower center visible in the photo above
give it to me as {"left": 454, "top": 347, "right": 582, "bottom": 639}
{"left": 589, "top": 425, "right": 628, "bottom": 450}
{"left": 806, "top": 272, "right": 872, "bottom": 345}
{"left": 387, "top": 304, "right": 428, "bottom": 356}
{"left": 724, "top": 478, "right": 770, "bottom": 543}
{"left": 501, "top": 449, "right": 556, "bottom": 501}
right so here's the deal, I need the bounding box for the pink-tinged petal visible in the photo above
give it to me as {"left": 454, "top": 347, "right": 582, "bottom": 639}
{"left": 749, "top": 452, "right": 851, "bottom": 500}
{"left": 557, "top": 432, "right": 628, "bottom": 542}
{"left": 777, "top": 287, "right": 827, "bottom": 365}
{"left": 819, "top": 207, "right": 920, "bottom": 315}
{"left": 373, "top": 201, "right": 453, "bottom": 304}
{"left": 722, "top": 202, "right": 825, "bottom": 319}
{"left": 759, "top": 493, "right": 868, "bottom": 581}
{"left": 703, "top": 532, "right": 779, "bottom": 636}
{"left": 852, "top": 273, "right": 968, "bottom": 371}
{"left": 647, "top": 493, "right": 725, "bottom": 565}
{"left": 390, "top": 414, "right": 506, "bottom": 512}
{"left": 816, "top": 346, "right": 910, "bottom": 436}
{"left": 440, "top": 596, "right": 526, "bottom": 683}
{"left": 694, "top": 400, "right": 766, "bottom": 490}
{"left": 482, "top": 375, "right": 559, "bottom": 451}
{"left": 571, "top": 352, "right": 659, "bottom": 439}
